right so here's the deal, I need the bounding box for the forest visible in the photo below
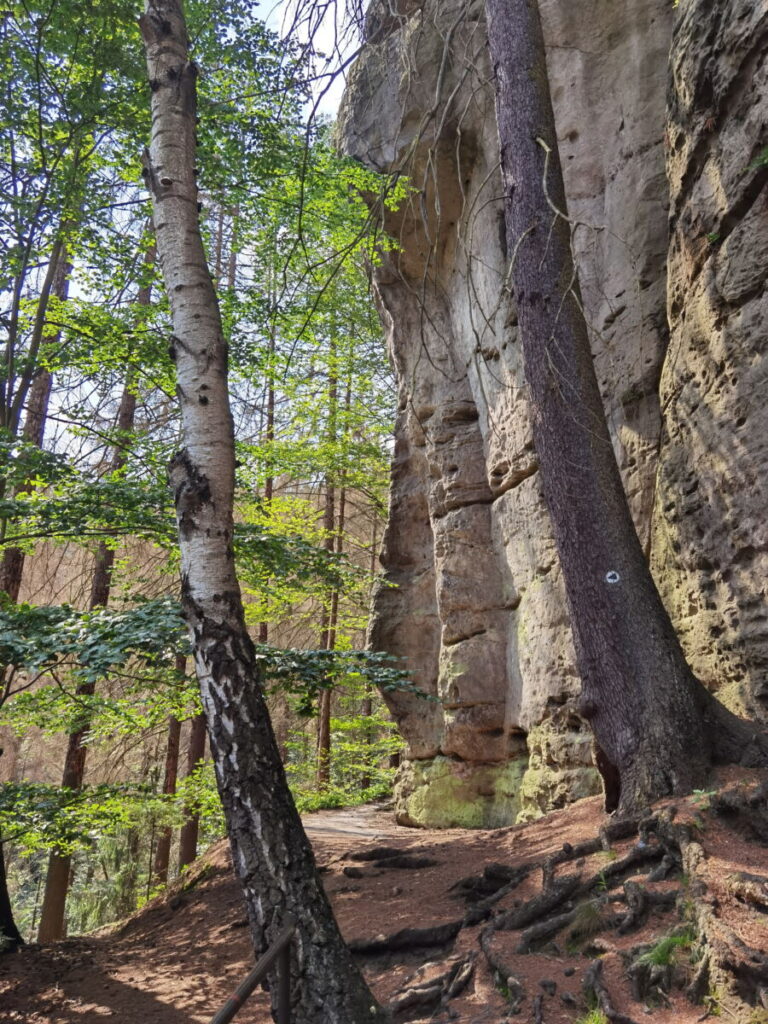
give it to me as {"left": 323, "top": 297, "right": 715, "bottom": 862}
{"left": 1, "top": 0, "right": 767, "bottom": 1023}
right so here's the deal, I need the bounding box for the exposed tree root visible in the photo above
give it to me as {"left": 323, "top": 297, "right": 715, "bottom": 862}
{"left": 478, "top": 925, "right": 524, "bottom": 1011}
{"left": 541, "top": 818, "right": 640, "bottom": 887}
{"left": 354, "top": 791, "right": 768, "bottom": 1022}
{"left": 583, "top": 958, "right": 640, "bottom": 1024}
{"left": 389, "top": 955, "right": 476, "bottom": 1017}
{"left": 617, "top": 880, "right": 678, "bottom": 935}
{"left": 495, "top": 873, "right": 581, "bottom": 931}
{"left": 532, "top": 991, "right": 544, "bottom": 1023}
{"left": 515, "top": 906, "right": 578, "bottom": 953}
{"left": 349, "top": 919, "right": 463, "bottom": 955}
{"left": 710, "top": 782, "right": 768, "bottom": 844}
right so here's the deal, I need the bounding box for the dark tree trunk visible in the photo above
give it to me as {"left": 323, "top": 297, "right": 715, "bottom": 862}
{"left": 0, "top": 844, "right": 22, "bottom": 952}
{"left": 484, "top": 0, "right": 767, "bottom": 814}
{"left": 178, "top": 710, "right": 206, "bottom": 870}
{"left": 153, "top": 678, "right": 183, "bottom": 886}
{"left": 141, "top": 5, "right": 386, "bottom": 1020}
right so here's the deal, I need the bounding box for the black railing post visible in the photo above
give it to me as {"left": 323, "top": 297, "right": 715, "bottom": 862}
{"left": 209, "top": 914, "right": 296, "bottom": 1024}
{"left": 277, "top": 939, "right": 292, "bottom": 1024}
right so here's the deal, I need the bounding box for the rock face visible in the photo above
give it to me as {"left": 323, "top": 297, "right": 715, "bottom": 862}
{"left": 654, "top": 0, "right": 768, "bottom": 722}
{"left": 338, "top": 0, "right": 768, "bottom": 826}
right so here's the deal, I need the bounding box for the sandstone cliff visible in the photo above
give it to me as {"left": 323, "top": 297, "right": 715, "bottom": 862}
{"left": 338, "top": 0, "right": 768, "bottom": 826}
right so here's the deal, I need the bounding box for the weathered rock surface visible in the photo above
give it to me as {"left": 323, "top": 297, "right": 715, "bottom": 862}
{"left": 654, "top": 0, "right": 768, "bottom": 722}
{"left": 340, "top": 0, "right": 768, "bottom": 826}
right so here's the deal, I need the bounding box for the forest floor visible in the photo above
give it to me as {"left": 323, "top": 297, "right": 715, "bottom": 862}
{"left": 2, "top": 767, "right": 767, "bottom": 1024}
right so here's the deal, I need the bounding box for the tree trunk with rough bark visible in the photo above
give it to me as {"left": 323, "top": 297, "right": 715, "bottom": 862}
{"left": 484, "top": 0, "right": 768, "bottom": 815}
{"left": 178, "top": 710, "right": 206, "bottom": 870}
{"left": 153, "top": 661, "right": 184, "bottom": 886}
{"left": 140, "top": 5, "right": 386, "bottom": 1021}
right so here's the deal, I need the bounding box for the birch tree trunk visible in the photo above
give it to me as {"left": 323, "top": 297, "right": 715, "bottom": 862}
{"left": 140, "top": 5, "right": 386, "bottom": 1020}
{"left": 484, "top": 0, "right": 768, "bottom": 814}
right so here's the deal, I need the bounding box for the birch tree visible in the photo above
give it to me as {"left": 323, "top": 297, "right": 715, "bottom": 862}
{"left": 139, "top": 3, "right": 387, "bottom": 1019}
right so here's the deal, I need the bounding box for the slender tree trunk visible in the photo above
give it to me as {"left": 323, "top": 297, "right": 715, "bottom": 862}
{"left": 484, "top": 0, "right": 768, "bottom": 814}
{"left": 316, "top": 478, "right": 336, "bottom": 789}
{"left": 153, "top": 657, "right": 184, "bottom": 886}
{"left": 258, "top": 330, "right": 276, "bottom": 645}
{"left": 140, "top": 7, "right": 386, "bottom": 1020}
{"left": 316, "top": 339, "right": 339, "bottom": 790}
{"left": 177, "top": 710, "right": 206, "bottom": 871}
{"left": 115, "top": 828, "right": 141, "bottom": 919}
{"left": 360, "top": 520, "right": 378, "bottom": 792}
{"left": 0, "top": 248, "right": 71, "bottom": 598}
{"left": 0, "top": 845, "right": 22, "bottom": 951}
{"left": 37, "top": 301, "right": 145, "bottom": 943}
{"left": 36, "top": 538, "right": 120, "bottom": 943}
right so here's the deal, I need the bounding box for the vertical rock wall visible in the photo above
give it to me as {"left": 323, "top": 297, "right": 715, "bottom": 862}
{"left": 654, "top": 0, "right": 768, "bottom": 722}
{"left": 339, "top": 0, "right": 768, "bottom": 826}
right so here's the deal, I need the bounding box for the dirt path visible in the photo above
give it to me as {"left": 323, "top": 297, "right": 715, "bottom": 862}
{"left": 1, "top": 785, "right": 766, "bottom": 1023}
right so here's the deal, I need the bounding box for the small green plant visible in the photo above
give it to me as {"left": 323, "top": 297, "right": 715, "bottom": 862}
{"left": 636, "top": 929, "right": 694, "bottom": 967}
{"left": 703, "top": 984, "right": 724, "bottom": 1017}
{"left": 575, "top": 1010, "right": 609, "bottom": 1024}
{"left": 748, "top": 146, "right": 768, "bottom": 171}
{"left": 596, "top": 869, "right": 610, "bottom": 892}
{"left": 706, "top": 232, "right": 721, "bottom": 245}
{"left": 597, "top": 848, "right": 618, "bottom": 862}
{"left": 691, "top": 788, "right": 717, "bottom": 808}
{"left": 749, "top": 1009, "right": 768, "bottom": 1024}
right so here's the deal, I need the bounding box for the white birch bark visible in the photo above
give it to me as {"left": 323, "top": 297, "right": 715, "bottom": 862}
{"left": 140, "top": 4, "right": 386, "bottom": 1020}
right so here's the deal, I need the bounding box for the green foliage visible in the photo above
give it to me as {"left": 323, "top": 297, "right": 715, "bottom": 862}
{"left": 748, "top": 146, "right": 768, "bottom": 171}
{"left": 636, "top": 929, "right": 695, "bottom": 967}
{"left": 257, "top": 645, "right": 433, "bottom": 716}
{"left": 575, "top": 1012, "right": 609, "bottom": 1024}
{"left": 0, "top": 0, "right": 406, "bottom": 945}
{"left": 0, "top": 781, "right": 154, "bottom": 854}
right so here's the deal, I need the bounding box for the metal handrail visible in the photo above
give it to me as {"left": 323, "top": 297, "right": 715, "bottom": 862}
{"left": 210, "top": 914, "right": 296, "bottom": 1024}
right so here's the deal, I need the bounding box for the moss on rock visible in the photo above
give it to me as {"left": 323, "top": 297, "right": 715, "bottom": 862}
{"left": 394, "top": 754, "right": 527, "bottom": 829}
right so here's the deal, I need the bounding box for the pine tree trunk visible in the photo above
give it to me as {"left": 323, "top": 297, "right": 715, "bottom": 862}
{"left": 484, "top": 0, "right": 768, "bottom": 814}
{"left": 140, "top": 6, "right": 386, "bottom": 1020}
{"left": 153, "top": 668, "right": 183, "bottom": 886}
{"left": 178, "top": 710, "right": 206, "bottom": 870}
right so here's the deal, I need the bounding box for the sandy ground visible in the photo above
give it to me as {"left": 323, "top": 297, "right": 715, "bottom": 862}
{"left": 1, "top": 784, "right": 766, "bottom": 1024}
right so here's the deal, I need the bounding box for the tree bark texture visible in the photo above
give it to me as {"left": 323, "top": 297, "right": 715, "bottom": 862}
{"left": 484, "top": 0, "right": 766, "bottom": 814}
{"left": 178, "top": 710, "right": 206, "bottom": 870}
{"left": 140, "top": 6, "right": 386, "bottom": 1021}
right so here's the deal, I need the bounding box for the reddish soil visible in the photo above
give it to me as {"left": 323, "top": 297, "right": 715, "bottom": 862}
{"left": 2, "top": 779, "right": 767, "bottom": 1023}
